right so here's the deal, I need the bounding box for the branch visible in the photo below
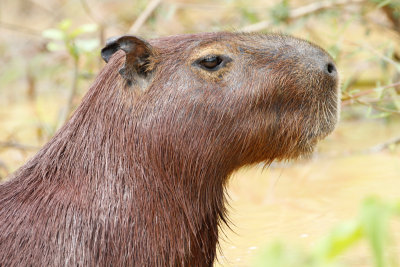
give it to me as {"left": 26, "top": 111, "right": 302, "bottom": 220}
{"left": 366, "top": 136, "right": 400, "bottom": 153}
{"left": 341, "top": 81, "right": 400, "bottom": 105}
{"left": 128, "top": 0, "right": 162, "bottom": 34}
{"left": 343, "top": 91, "right": 400, "bottom": 115}
{"left": 80, "top": 0, "right": 106, "bottom": 45}
{"left": 241, "top": 0, "right": 367, "bottom": 32}
{"left": 0, "top": 21, "right": 41, "bottom": 36}
{"left": 80, "top": 0, "right": 105, "bottom": 26}
{"left": 382, "top": 5, "right": 400, "bottom": 35}
{"left": 26, "top": 0, "right": 54, "bottom": 15}
{"left": 57, "top": 58, "right": 80, "bottom": 130}
{"left": 0, "top": 141, "right": 39, "bottom": 151}
{"left": 0, "top": 160, "right": 9, "bottom": 179}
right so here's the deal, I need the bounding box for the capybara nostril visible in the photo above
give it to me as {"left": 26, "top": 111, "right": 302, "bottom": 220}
{"left": 326, "top": 62, "right": 337, "bottom": 75}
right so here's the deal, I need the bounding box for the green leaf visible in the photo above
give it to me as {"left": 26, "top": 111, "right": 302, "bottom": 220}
{"left": 388, "top": 88, "right": 400, "bottom": 111}
{"left": 360, "top": 197, "right": 390, "bottom": 267}
{"left": 327, "top": 45, "right": 340, "bottom": 61}
{"left": 340, "top": 77, "right": 353, "bottom": 92}
{"left": 70, "top": 24, "right": 98, "bottom": 39}
{"left": 348, "top": 89, "right": 361, "bottom": 95}
{"left": 376, "top": 0, "right": 392, "bottom": 9}
{"left": 58, "top": 19, "right": 72, "bottom": 31}
{"left": 253, "top": 242, "right": 313, "bottom": 267}
{"left": 42, "top": 29, "right": 65, "bottom": 41}
{"left": 66, "top": 42, "right": 79, "bottom": 60}
{"left": 374, "top": 82, "right": 384, "bottom": 99}
{"left": 75, "top": 39, "right": 99, "bottom": 53}
{"left": 366, "top": 106, "right": 373, "bottom": 117}
{"left": 46, "top": 41, "right": 65, "bottom": 52}
{"left": 240, "top": 7, "right": 259, "bottom": 24}
{"left": 393, "top": 200, "right": 400, "bottom": 216}
{"left": 314, "top": 221, "right": 363, "bottom": 261}
{"left": 270, "top": 0, "right": 290, "bottom": 24}
{"left": 78, "top": 23, "right": 98, "bottom": 33}
{"left": 369, "top": 112, "right": 391, "bottom": 119}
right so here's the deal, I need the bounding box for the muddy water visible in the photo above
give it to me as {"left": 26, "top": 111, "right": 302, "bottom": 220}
{"left": 217, "top": 119, "right": 400, "bottom": 266}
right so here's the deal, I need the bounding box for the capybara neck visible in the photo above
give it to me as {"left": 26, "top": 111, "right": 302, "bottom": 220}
{"left": 1, "top": 54, "right": 231, "bottom": 266}
{"left": 0, "top": 32, "right": 339, "bottom": 266}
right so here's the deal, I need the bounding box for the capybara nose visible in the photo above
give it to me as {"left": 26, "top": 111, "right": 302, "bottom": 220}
{"left": 325, "top": 62, "right": 337, "bottom": 77}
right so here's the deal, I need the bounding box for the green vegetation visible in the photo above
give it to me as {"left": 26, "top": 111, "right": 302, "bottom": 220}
{"left": 254, "top": 197, "right": 400, "bottom": 267}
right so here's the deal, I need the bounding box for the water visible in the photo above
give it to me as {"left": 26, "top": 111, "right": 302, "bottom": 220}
{"left": 217, "top": 119, "right": 400, "bottom": 266}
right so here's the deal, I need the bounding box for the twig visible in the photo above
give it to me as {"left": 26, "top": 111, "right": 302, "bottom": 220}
{"left": 342, "top": 90, "right": 400, "bottom": 114}
{"left": 57, "top": 58, "right": 79, "bottom": 130}
{"left": 0, "top": 141, "right": 39, "bottom": 151}
{"left": 351, "top": 96, "right": 400, "bottom": 114}
{"left": 163, "top": 1, "right": 232, "bottom": 9}
{"left": 80, "top": 0, "right": 107, "bottom": 27}
{"left": 241, "top": 0, "right": 367, "bottom": 32}
{"left": 348, "top": 41, "right": 400, "bottom": 69}
{"left": 0, "top": 21, "right": 41, "bottom": 36}
{"left": 80, "top": 0, "right": 106, "bottom": 46}
{"left": 365, "top": 136, "right": 400, "bottom": 153}
{"left": 289, "top": 0, "right": 365, "bottom": 19}
{"left": 341, "top": 81, "right": 400, "bottom": 105}
{"left": 128, "top": 0, "right": 162, "bottom": 34}
{"left": 0, "top": 159, "right": 9, "bottom": 179}
{"left": 27, "top": 0, "right": 54, "bottom": 15}
{"left": 382, "top": 5, "right": 400, "bottom": 35}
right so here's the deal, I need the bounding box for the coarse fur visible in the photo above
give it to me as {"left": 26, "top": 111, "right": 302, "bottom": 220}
{"left": 0, "top": 32, "right": 339, "bottom": 266}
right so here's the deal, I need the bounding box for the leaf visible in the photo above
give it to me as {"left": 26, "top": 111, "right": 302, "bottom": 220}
{"left": 42, "top": 29, "right": 65, "bottom": 41}
{"left": 46, "top": 41, "right": 65, "bottom": 52}
{"left": 376, "top": 0, "right": 392, "bottom": 9}
{"left": 58, "top": 19, "right": 72, "bottom": 31}
{"left": 75, "top": 39, "right": 100, "bottom": 53}
{"left": 70, "top": 24, "right": 98, "bottom": 39}
{"left": 340, "top": 77, "right": 353, "bottom": 92}
{"left": 360, "top": 197, "right": 390, "bottom": 267}
{"left": 314, "top": 221, "right": 363, "bottom": 261}
{"left": 374, "top": 82, "right": 384, "bottom": 99}
{"left": 366, "top": 106, "right": 373, "bottom": 117}
{"left": 327, "top": 45, "right": 340, "bottom": 61}
{"left": 66, "top": 42, "right": 79, "bottom": 60}
{"left": 393, "top": 200, "right": 400, "bottom": 216}
{"left": 78, "top": 24, "right": 98, "bottom": 33}
{"left": 253, "top": 242, "right": 314, "bottom": 267}
{"left": 240, "top": 7, "right": 259, "bottom": 24}
{"left": 348, "top": 89, "right": 361, "bottom": 95}
{"left": 388, "top": 88, "right": 400, "bottom": 111}
{"left": 368, "top": 112, "right": 391, "bottom": 119}
{"left": 270, "top": 0, "right": 290, "bottom": 24}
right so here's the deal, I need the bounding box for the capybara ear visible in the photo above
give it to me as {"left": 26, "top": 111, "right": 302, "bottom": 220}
{"left": 101, "top": 35, "right": 154, "bottom": 84}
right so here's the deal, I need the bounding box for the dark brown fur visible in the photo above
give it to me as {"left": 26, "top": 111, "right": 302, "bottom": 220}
{"left": 0, "top": 32, "right": 339, "bottom": 266}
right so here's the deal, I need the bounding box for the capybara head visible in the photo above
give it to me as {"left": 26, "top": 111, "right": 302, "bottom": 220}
{"left": 102, "top": 32, "right": 339, "bottom": 169}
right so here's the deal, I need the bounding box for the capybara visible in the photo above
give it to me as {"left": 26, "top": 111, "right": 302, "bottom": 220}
{"left": 0, "top": 32, "right": 339, "bottom": 266}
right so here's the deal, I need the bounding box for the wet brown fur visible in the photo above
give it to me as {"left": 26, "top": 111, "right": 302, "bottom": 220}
{"left": 0, "top": 32, "right": 339, "bottom": 266}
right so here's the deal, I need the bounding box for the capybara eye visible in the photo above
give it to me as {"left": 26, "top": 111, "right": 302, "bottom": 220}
{"left": 200, "top": 56, "right": 222, "bottom": 69}
{"left": 194, "top": 55, "right": 232, "bottom": 72}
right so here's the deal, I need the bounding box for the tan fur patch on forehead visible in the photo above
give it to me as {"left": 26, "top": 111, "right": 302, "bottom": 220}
{"left": 188, "top": 42, "right": 234, "bottom": 61}
{"left": 188, "top": 42, "right": 235, "bottom": 82}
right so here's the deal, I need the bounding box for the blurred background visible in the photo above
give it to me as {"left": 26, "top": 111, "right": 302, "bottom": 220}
{"left": 0, "top": 0, "right": 399, "bottom": 266}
